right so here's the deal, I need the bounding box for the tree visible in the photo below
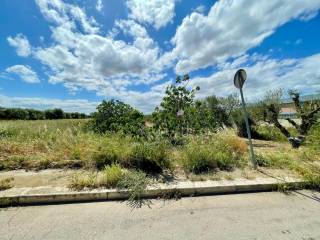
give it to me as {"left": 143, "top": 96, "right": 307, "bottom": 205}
{"left": 90, "top": 99, "right": 144, "bottom": 135}
{"left": 286, "top": 90, "right": 320, "bottom": 136}
{"left": 45, "top": 108, "right": 65, "bottom": 119}
{"left": 152, "top": 75, "right": 216, "bottom": 143}
{"left": 255, "top": 89, "right": 320, "bottom": 148}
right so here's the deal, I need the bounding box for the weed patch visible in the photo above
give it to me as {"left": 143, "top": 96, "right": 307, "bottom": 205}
{"left": 0, "top": 177, "right": 14, "bottom": 191}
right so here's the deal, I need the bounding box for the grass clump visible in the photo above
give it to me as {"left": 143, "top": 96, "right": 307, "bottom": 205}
{"left": 98, "top": 164, "right": 124, "bottom": 188}
{"left": 117, "top": 170, "right": 152, "bottom": 208}
{"left": 254, "top": 125, "right": 298, "bottom": 142}
{"left": 68, "top": 172, "right": 97, "bottom": 190}
{"left": 128, "top": 141, "right": 171, "bottom": 173}
{"left": 181, "top": 133, "right": 247, "bottom": 174}
{"left": 0, "top": 177, "right": 14, "bottom": 191}
{"left": 92, "top": 135, "right": 133, "bottom": 169}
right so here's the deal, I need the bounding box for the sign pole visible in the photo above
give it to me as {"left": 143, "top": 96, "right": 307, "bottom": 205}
{"left": 239, "top": 87, "right": 256, "bottom": 169}
{"left": 234, "top": 69, "right": 257, "bottom": 169}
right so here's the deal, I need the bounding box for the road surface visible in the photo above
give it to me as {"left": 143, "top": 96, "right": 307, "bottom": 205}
{"left": 1, "top": 191, "right": 320, "bottom": 240}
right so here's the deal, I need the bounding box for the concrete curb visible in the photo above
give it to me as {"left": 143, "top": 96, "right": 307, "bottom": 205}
{"left": 0, "top": 177, "right": 303, "bottom": 207}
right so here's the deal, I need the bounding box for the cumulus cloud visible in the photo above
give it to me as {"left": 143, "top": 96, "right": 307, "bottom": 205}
{"left": 7, "top": 34, "right": 31, "bottom": 57}
{"left": 190, "top": 53, "right": 320, "bottom": 101}
{"left": 0, "top": 95, "right": 98, "bottom": 114}
{"left": 7, "top": 0, "right": 320, "bottom": 113}
{"left": 172, "top": 0, "right": 320, "bottom": 74}
{"left": 5, "top": 65, "right": 40, "bottom": 83}
{"left": 126, "top": 0, "right": 176, "bottom": 29}
{"left": 35, "top": 0, "right": 99, "bottom": 34}
{"left": 30, "top": 0, "right": 171, "bottom": 112}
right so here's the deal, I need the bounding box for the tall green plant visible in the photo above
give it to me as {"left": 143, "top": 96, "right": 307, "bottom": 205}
{"left": 152, "top": 75, "right": 216, "bottom": 143}
{"left": 90, "top": 100, "right": 144, "bottom": 136}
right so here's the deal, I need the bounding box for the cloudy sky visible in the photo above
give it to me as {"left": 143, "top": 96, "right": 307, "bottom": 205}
{"left": 1, "top": 0, "right": 320, "bottom": 113}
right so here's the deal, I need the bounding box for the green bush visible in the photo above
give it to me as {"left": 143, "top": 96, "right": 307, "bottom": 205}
{"left": 128, "top": 142, "right": 171, "bottom": 173}
{"left": 92, "top": 135, "right": 133, "bottom": 169}
{"left": 89, "top": 99, "right": 144, "bottom": 136}
{"left": 117, "top": 170, "right": 151, "bottom": 208}
{"left": 254, "top": 125, "right": 299, "bottom": 142}
{"left": 181, "top": 135, "right": 245, "bottom": 174}
{"left": 305, "top": 123, "right": 320, "bottom": 150}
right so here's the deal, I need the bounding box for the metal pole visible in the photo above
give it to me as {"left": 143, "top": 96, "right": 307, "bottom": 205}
{"left": 239, "top": 87, "right": 257, "bottom": 169}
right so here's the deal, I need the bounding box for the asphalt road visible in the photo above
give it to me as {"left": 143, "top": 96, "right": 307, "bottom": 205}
{"left": 1, "top": 191, "right": 320, "bottom": 240}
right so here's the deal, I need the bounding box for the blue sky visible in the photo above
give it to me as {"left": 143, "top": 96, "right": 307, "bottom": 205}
{"left": 1, "top": 0, "right": 320, "bottom": 113}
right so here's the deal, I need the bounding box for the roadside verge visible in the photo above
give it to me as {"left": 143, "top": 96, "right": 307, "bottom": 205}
{"left": 0, "top": 177, "right": 303, "bottom": 207}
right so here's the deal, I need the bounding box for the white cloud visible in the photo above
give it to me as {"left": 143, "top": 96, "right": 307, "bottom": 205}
{"left": 7, "top": 34, "right": 31, "bottom": 57}
{"left": 0, "top": 95, "right": 98, "bottom": 114}
{"left": 16, "top": 0, "right": 319, "bottom": 114}
{"left": 96, "top": 0, "right": 103, "bottom": 12}
{"left": 35, "top": 0, "right": 99, "bottom": 34}
{"left": 194, "top": 5, "right": 206, "bottom": 14}
{"left": 190, "top": 53, "right": 320, "bottom": 101}
{"left": 126, "top": 0, "right": 176, "bottom": 29}
{"left": 5, "top": 65, "right": 40, "bottom": 83}
{"left": 30, "top": 1, "right": 171, "bottom": 112}
{"left": 172, "top": 0, "right": 320, "bottom": 74}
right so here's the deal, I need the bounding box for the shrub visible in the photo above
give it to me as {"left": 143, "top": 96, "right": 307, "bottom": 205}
{"left": 117, "top": 170, "right": 151, "bottom": 208}
{"left": 255, "top": 153, "right": 291, "bottom": 168}
{"left": 128, "top": 142, "right": 171, "bottom": 173}
{"left": 0, "top": 177, "right": 14, "bottom": 191}
{"left": 181, "top": 134, "right": 245, "bottom": 174}
{"left": 182, "top": 144, "right": 218, "bottom": 174}
{"left": 91, "top": 135, "right": 133, "bottom": 169}
{"left": 254, "top": 125, "right": 298, "bottom": 142}
{"left": 0, "top": 155, "right": 30, "bottom": 170}
{"left": 89, "top": 100, "right": 144, "bottom": 136}
{"left": 305, "top": 123, "right": 320, "bottom": 150}
{"left": 97, "top": 164, "right": 124, "bottom": 188}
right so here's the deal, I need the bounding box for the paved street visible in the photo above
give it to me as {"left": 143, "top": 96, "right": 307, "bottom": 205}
{"left": 1, "top": 191, "right": 320, "bottom": 240}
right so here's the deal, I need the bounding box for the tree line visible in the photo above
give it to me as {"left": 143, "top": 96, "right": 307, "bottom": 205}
{"left": 0, "top": 107, "right": 88, "bottom": 120}
{"left": 89, "top": 74, "right": 320, "bottom": 148}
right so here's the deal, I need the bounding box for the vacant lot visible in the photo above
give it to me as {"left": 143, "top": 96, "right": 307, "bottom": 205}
{"left": 0, "top": 119, "right": 319, "bottom": 190}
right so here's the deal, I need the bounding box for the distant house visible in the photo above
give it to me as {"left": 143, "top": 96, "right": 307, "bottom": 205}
{"left": 279, "top": 93, "right": 320, "bottom": 119}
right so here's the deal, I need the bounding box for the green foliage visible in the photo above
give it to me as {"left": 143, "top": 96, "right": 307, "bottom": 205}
{"left": 98, "top": 164, "right": 124, "bottom": 188}
{"left": 152, "top": 75, "right": 216, "bottom": 143}
{"left": 254, "top": 125, "right": 289, "bottom": 142}
{"left": 92, "top": 136, "right": 171, "bottom": 173}
{"left": 181, "top": 134, "right": 246, "bottom": 174}
{"left": 305, "top": 123, "right": 320, "bottom": 150}
{"left": 129, "top": 142, "right": 171, "bottom": 173}
{"left": 92, "top": 135, "right": 134, "bottom": 169}
{"left": 0, "top": 107, "right": 87, "bottom": 120}
{"left": 117, "top": 170, "right": 151, "bottom": 208}
{"left": 203, "top": 95, "right": 235, "bottom": 127}
{"left": 232, "top": 109, "right": 262, "bottom": 139}
{"left": 90, "top": 99, "right": 144, "bottom": 136}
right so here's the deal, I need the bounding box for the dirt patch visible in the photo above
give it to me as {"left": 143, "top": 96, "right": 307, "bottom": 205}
{"left": 0, "top": 169, "right": 82, "bottom": 188}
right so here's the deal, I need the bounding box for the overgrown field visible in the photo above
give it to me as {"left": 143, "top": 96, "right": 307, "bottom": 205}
{"left": 0, "top": 119, "right": 319, "bottom": 191}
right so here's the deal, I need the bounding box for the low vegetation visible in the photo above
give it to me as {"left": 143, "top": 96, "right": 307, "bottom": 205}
{"left": 0, "top": 107, "right": 88, "bottom": 120}
{"left": 0, "top": 177, "right": 14, "bottom": 191}
{"left": 1, "top": 80, "right": 319, "bottom": 197}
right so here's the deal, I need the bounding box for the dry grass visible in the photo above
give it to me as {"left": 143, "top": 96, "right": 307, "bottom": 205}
{"left": 0, "top": 177, "right": 14, "bottom": 191}
{"left": 1, "top": 120, "right": 319, "bottom": 190}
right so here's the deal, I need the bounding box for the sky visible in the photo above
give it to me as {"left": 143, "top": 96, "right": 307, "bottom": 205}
{"left": 1, "top": 0, "right": 320, "bottom": 114}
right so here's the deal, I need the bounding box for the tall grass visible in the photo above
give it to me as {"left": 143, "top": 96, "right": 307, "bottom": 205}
{"left": 0, "top": 119, "right": 97, "bottom": 170}
{"left": 180, "top": 131, "right": 248, "bottom": 174}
